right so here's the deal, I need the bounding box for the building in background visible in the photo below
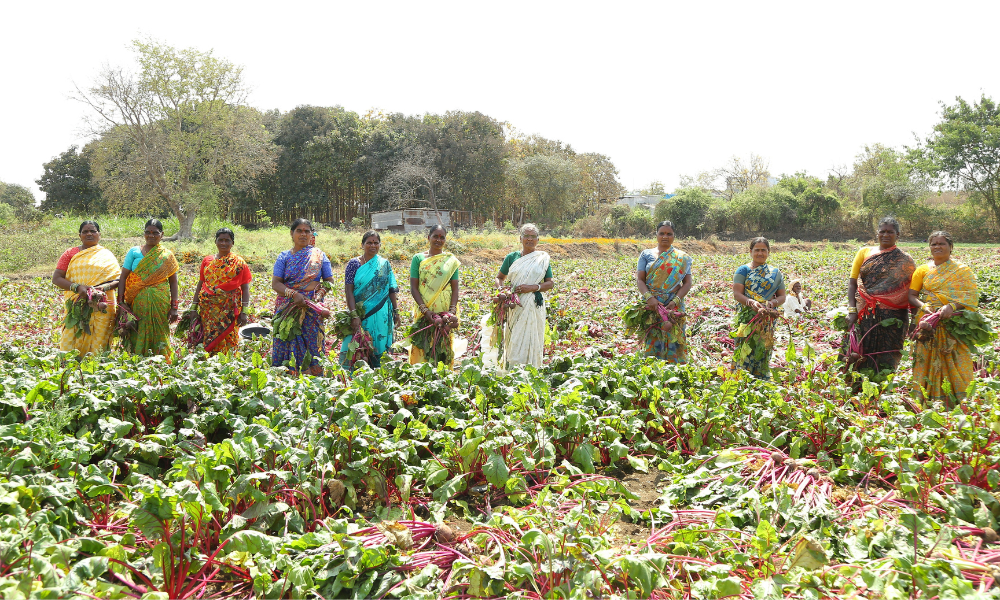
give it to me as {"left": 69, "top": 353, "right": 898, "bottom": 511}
{"left": 616, "top": 194, "right": 674, "bottom": 214}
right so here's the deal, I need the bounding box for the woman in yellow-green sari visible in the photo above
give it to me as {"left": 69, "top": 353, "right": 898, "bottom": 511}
{"left": 51, "top": 220, "right": 120, "bottom": 355}
{"left": 635, "top": 220, "right": 693, "bottom": 363}
{"left": 117, "top": 219, "right": 180, "bottom": 360}
{"left": 408, "top": 225, "right": 461, "bottom": 366}
{"left": 909, "top": 231, "right": 980, "bottom": 403}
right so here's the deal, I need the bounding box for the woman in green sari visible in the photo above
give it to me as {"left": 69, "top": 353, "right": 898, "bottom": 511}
{"left": 731, "top": 237, "right": 786, "bottom": 380}
{"left": 117, "top": 219, "right": 180, "bottom": 360}
{"left": 408, "top": 225, "right": 461, "bottom": 366}
{"left": 635, "top": 220, "right": 693, "bottom": 363}
{"left": 341, "top": 230, "right": 401, "bottom": 368}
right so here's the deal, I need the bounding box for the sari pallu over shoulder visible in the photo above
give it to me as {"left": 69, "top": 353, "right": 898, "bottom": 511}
{"left": 409, "top": 252, "right": 461, "bottom": 366}
{"left": 502, "top": 251, "right": 550, "bottom": 368}
{"left": 61, "top": 245, "right": 120, "bottom": 355}
{"left": 198, "top": 254, "right": 252, "bottom": 354}
{"left": 643, "top": 248, "right": 692, "bottom": 363}
{"left": 912, "top": 259, "right": 979, "bottom": 402}
{"left": 732, "top": 263, "right": 783, "bottom": 380}
{"left": 122, "top": 245, "right": 179, "bottom": 359}
{"left": 341, "top": 256, "right": 398, "bottom": 368}
{"left": 849, "top": 247, "right": 915, "bottom": 375}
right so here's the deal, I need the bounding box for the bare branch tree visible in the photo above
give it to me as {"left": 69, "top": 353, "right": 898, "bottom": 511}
{"left": 383, "top": 146, "right": 450, "bottom": 224}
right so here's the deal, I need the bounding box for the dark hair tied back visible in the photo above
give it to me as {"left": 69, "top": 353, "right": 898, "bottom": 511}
{"left": 427, "top": 224, "right": 447, "bottom": 237}
{"left": 878, "top": 216, "right": 901, "bottom": 235}
{"left": 215, "top": 227, "right": 235, "bottom": 242}
{"left": 656, "top": 220, "right": 675, "bottom": 234}
{"left": 144, "top": 218, "right": 163, "bottom": 233}
{"left": 928, "top": 230, "right": 954, "bottom": 248}
{"left": 749, "top": 236, "right": 770, "bottom": 251}
{"left": 290, "top": 218, "right": 313, "bottom": 233}
{"left": 79, "top": 220, "right": 100, "bottom": 233}
{"left": 362, "top": 229, "right": 380, "bottom": 245}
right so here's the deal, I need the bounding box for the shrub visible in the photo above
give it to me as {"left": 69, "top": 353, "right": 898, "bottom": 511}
{"left": 654, "top": 188, "right": 712, "bottom": 237}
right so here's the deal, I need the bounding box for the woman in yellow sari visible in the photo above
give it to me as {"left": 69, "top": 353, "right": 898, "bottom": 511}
{"left": 908, "top": 231, "right": 979, "bottom": 403}
{"left": 408, "top": 225, "right": 461, "bottom": 366}
{"left": 51, "top": 220, "right": 120, "bottom": 355}
{"left": 117, "top": 219, "right": 180, "bottom": 359}
{"left": 190, "top": 228, "right": 252, "bottom": 354}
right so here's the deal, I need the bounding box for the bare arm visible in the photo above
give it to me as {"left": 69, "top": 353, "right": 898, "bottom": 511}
{"left": 192, "top": 280, "right": 203, "bottom": 305}
{"left": 733, "top": 282, "right": 764, "bottom": 312}
{"left": 52, "top": 268, "right": 85, "bottom": 296}
{"left": 119, "top": 268, "right": 131, "bottom": 306}
{"left": 168, "top": 273, "right": 179, "bottom": 323}
{"left": 636, "top": 270, "right": 661, "bottom": 309}
{"left": 772, "top": 287, "right": 786, "bottom": 307}
{"left": 271, "top": 275, "right": 307, "bottom": 307}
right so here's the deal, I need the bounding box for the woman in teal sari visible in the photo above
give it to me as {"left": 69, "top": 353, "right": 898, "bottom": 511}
{"left": 731, "top": 237, "right": 786, "bottom": 380}
{"left": 635, "top": 221, "right": 694, "bottom": 363}
{"left": 341, "top": 230, "right": 401, "bottom": 368}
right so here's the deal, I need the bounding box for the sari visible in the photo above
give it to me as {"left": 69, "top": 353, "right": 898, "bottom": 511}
{"left": 732, "top": 263, "right": 784, "bottom": 379}
{"left": 409, "top": 252, "right": 461, "bottom": 366}
{"left": 501, "top": 251, "right": 550, "bottom": 368}
{"left": 60, "top": 245, "right": 120, "bottom": 355}
{"left": 912, "top": 259, "right": 979, "bottom": 401}
{"left": 644, "top": 248, "right": 692, "bottom": 363}
{"left": 846, "top": 247, "right": 915, "bottom": 376}
{"left": 340, "top": 255, "right": 398, "bottom": 368}
{"left": 123, "top": 245, "right": 179, "bottom": 359}
{"left": 272, "top": 246, "right": 327, "bottom": 373}
{"left": 197, "top": 254, "right": 252, "bottom": 354}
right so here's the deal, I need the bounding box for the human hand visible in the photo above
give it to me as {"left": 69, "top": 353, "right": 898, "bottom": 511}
{"left": 351, "top": 316, "right": 361, "bottom": 332}
{"left": 292, "top": 292, "right": 306, "bottom": 307}
{"left": 76, "top": 284, "right": 91, "bottom": 298}
{"left": 939, "top": 304, "right": 955, "bottom": 320}
{"left": 238, "top": 313, "right": 249, "bottom": 326}
{"left": 169, "top": 308, "right": 180, "bottom": 323}
{"left": 846, "top": 312, "right": 858, "bottom": 330}
{"left": 644, "top": 296, "right": 661, "bottom": 310}
{"left": 393, "top": 312, "right": 401, "bottom": 327}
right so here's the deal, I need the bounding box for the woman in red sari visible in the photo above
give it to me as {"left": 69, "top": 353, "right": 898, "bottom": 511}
{"left": 191, "top": 228, "right": 253, "bottom": 354}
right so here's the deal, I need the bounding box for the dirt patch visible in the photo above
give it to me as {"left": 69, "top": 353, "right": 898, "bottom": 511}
{"left": 620, "top": 469, "right": 669, "bottom": 514}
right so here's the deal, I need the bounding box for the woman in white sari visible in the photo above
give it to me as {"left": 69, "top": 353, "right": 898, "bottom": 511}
{"left": 489, "top": 224, "right": 554, "bottom": 368}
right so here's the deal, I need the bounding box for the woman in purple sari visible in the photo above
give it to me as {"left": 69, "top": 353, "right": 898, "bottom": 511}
{"left": 270, "top": 219, "right": 335, "bottom": 375}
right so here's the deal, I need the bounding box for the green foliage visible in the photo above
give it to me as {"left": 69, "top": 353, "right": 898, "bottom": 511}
{"left": 0, "top": 181, "right": 41, "bottom": 222}
{"left": 730, "top": 185, "right": 797, "bottom": 233}
{"left": 945, "top": 310, "right": 996, "bottom": 349}
{"left": 654, "top": 187, "right": 712, "bottom": 236}
{"left": 604, "top": 205, "right": 655, "bottom": 237}
{"left": 37, "top": 145, "right": 103, "bottom": 215}
{"left": 509, "top": 153, "right": 581, "bottom": 225}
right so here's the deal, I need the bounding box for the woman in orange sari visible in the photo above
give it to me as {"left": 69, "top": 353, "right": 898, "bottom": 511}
{"left": 190, "top": 228, "right": 252, "bottom": 354}
{"left": 117, "top": 219, "right": 180, "bottom": 359}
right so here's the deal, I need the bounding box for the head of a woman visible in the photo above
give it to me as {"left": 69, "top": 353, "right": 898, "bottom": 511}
{"left": 361, "top": 230, "right": 381, "bottom": 257}
{"left": 928, "top": 230, "right": 954, "bottom": 263}
{"left": 79, "top": 220, "right": 101, "bottom": 248}
{"left": 656, "top": 220, "right": 675, "bottom": 248}
{"left": 877, "top": 216, "right": 900, "bottom": 249}
{"left": 290, "top": 218, "right": 313, "bottom": 248}
{"left": 749, "top": 236, "right": 770, "bottom": 266}
{"left": 144, "top": 219, "right": 164, "bottom": 247}
{"left": 520, "top": 223, "right": 539, "bottom": 253}
{"left": 791, "top": 279, "right": 802, "bottom": 295}
{"left": 215, "top": 227, "right": 235, "bottom": 255}
{"left": 427, "top": 224, "right": 447, "bottom": 252}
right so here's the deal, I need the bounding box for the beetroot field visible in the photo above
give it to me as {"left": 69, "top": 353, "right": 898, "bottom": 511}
{"left": 2, "top": 243, "right": 1000, "bottom": 599}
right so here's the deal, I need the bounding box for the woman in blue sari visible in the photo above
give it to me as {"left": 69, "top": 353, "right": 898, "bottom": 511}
{"left": 270, "top": 219, "right": 336, "bottom": 375}
{"left": 341, "top": 230, "right": 401, "bottom": 368}
{"left": 731, "top": 237, "right": 786, "bottom": 380}
{"left": 635, "top": 221, "right": 694, "bottom": 363}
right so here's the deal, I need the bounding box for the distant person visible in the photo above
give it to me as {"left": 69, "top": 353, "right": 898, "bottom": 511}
{"left": 731, "top": 237, "right": 786, "bottom": 380}
{"left": 783, "top": 280, "right": 812, "bottom": 319}
{"left": 909, "top": 231, "right": 979, "bottom": 403}
{"left": 409, "top": 225, "right": 460, "bottom": 366}
{"left": 842, "top": 216, "right": 915, "bottom": 377}
{"left": 635, "top": 220, "right": 693, "bottom": 363}
{"left": 490, "top": 223, "right": 554, "bottom": 369}
{"left": 51, "top": 220, "right": 120, "bottom": 355}
{"left": 271, "top": 218, "right": 335, "bottom": 376}
{"left": 118, "top": 219, "right": 180, "bottom": 361}
{"left": 341, "top": 230, "right": 401, "bottom": 369}
{"left": 189, "top": 228, "right": 252, "bottom": 354}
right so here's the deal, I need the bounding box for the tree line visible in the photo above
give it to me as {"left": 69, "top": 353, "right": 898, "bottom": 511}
{"left": 8, "top": 39, "right": 1000, "bottom": 242}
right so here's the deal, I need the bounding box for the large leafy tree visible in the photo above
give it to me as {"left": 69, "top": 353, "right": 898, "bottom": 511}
{"left": 654, "top": 187, "right": 713, "bottom": 237}
{"left": 76, "top": 39, "right": 276, "bottom": 238}
{"left": 849, "top": 144, "right": 925, "bottom": 229}
{"left": 37, "top": 145, "right": 103, "bottom": 214}
{"left": 509, "top": 154, "right": 580, "bottom": 225}
{"left": 913, "top": 95, "right": 1000, "bottom": 231}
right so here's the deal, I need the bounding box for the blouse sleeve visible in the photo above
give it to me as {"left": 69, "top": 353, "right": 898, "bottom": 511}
{"left": 910, "top": 264, "right": 930, "bottom": 291}
{"left": 273, "top": 251, "right": 287, "bottom": 278}
{"left": 850, "top": 248, "right": 870, "bottom": 279}
{"left": 344, "top": 258, "right": 361, "bottom": 286}
{"left": 56, "top": 247, "right": 80, "bottom": 271}
{"left": 636, "top": 250, "right": 654, "bottom": 273}
{"left": 410, "top": 254, "right": 422, "bottom": 279}
{"left": 733, "top": 264, "right": 750, "bottom": 285}
{"left": 320, "top": 254, "right": 333, "bottom": 279}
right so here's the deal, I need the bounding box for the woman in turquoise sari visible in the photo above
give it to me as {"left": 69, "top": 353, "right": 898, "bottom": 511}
{"left": 635, "top": 221, "right": 694, "bottom": 363}
{"left": 341, "top": 230, "right": 401, "bottom": 368}
{"left": 731, "top": 237, "right": 786, "bottom": 380}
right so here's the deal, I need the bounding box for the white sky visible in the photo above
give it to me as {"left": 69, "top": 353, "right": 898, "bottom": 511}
{"left": 3, "top": 0, "right": 999, "bottom": 202}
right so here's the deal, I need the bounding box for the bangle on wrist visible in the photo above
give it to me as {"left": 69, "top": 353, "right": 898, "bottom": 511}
{"left": 642, "top": 291, "right": 653, "bottom": 301}
{"left": 848, "top": 307, "right": 857, "bottom": 314}
{"left": 70, "top": 283, "right": 79, "bottom": 293}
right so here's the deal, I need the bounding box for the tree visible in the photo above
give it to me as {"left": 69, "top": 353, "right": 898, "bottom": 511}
{"left": 635, "top": 180, "right": 665, "bottom": 196}
{"left": 383, "top": 145, "right": 450, "bottom": 222}
{"left": 37, "top": 145, "right": 103, "bottom": 214}
{"left": 913, "top": 95, "right": 1000, "bottom": 231}
{"left": 574, "top": 153, "right": 625, "bottom": 218}
{"left": 776, "top": 173, "right": 841, "bottom": 231}
{"left": 75, "top": 39, "right": 276, "bottom": 238}
{"left": 720, "top": 154, "right": 770, "bottom": 200}
{"left": 508, "top": 154, "right": 580, "bottom": 225}
{"left": 654, "top": 187, "right": 713, "bottom": 237}
{"left": 848, "top": 144, "right": 925, "bottom": 228}
{"left": 0, "top": 181, "right": 39, "bottom": 220}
